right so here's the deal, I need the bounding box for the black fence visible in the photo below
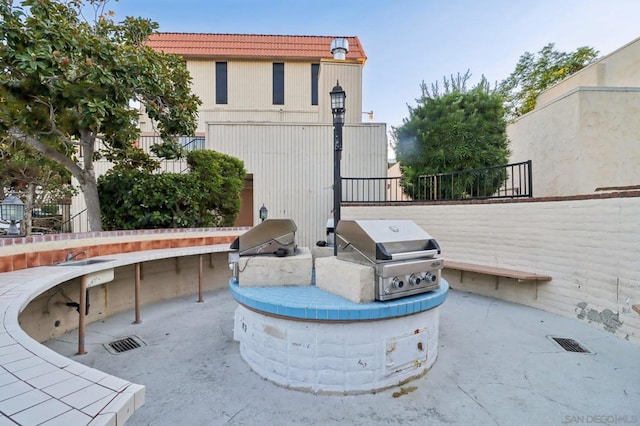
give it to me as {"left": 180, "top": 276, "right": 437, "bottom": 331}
{"left": 59, "top": 207, "right": 89, "bottom": 234}
{"left": 137, "top": 135, "right": 205, "bottom": 153}
{"left": 0, "top": 203, "right": 75, "bottom": 236}
{"left": 138, "top": 135, "right": 205, "bottom": 173}
{"left": 342, "top": 160, "right": 532, "bottom": 203}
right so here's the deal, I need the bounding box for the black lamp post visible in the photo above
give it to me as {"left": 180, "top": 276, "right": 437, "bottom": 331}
{"left": 330, "top": 80, "right": 346, "bottom": 256}
{"left": 259, "top": 204, "right": 268, "bottom": 222}
{"left": 1, "top": 193, "right": 25, "bottom": 237}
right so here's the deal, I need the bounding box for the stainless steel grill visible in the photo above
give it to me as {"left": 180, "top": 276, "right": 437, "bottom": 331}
{"left": 230, "top": 219, "right": 297, "bottom": 257}
{"left": 336, "top": 219, "right": 443, "bottom": 301}
{"left": 229, "top": 219, "right": 298, "bottom": 281}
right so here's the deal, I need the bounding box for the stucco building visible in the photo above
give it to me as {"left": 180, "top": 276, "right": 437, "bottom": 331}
{"left": 80, "top": 34, "right": 388, "bottom": 247}
{"left": 508, "top": 36, "right": 640, "bottom": 197}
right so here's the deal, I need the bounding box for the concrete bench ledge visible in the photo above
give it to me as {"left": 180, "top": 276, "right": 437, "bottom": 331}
{"left": 444, "top": 260, "right": 552, "bottom": 282}
{"left": 0, "top": 243, "right": 236, "bottom": 425}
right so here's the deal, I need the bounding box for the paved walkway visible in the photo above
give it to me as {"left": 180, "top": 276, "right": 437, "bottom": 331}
{"left": 44, "top": 289, "right": 640, "bottom": 426}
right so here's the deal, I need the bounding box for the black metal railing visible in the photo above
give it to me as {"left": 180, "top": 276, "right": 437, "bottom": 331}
{"left": 0, "top": 203, "right": 79, "bottom": 235}
{"left": 342, "top": 160, "right": 532, "bottom": 203}
{"left": 60, "top": 208, "right": 89, "bottom": 234}
{"left": 137, "top": 135, "right": 205, "bottom": 153}
{"left": 28, "top": 203, "right": 71, "bottom": 234}
{"left": 17, "top": 206, "right": 90, "bottom": 235}
{"left": 15, "top": 136, "right": 204, "bottom": 235}
{"left": 138, "top": 135, "right": 205, "bottom": 173}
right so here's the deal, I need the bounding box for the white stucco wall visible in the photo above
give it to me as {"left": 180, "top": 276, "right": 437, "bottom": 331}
{"left": 508, "top": 88, "right": 640, "bottom": 197}
{"left": 139, "top": 57, "right": 364, "bottom": 134}
{"left": 343, "top": 195, "right": 640, "bottom": 345}
{"left": 538, "top": 36, "right": 640, "bottom": 105}
{"left": 509, "top": 37, "right": 640, "bottom": 198}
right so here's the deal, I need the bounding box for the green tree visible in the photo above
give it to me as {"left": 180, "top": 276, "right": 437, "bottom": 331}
{"left": 0, "top": 0, "right": 201, "bottom": 231}
{"left": 394, "top": 71, "right": 510, "bottom": 200}
{"left": 499, "top": 43, "right": 599, "bottom": 119}
{"left": 98, "top": 150, "right": 246, "bottom": 230}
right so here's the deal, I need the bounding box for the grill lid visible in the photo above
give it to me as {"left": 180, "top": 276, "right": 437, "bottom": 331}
{"left": 336, "top": 219, "right": 440, "bottom": 263}
{"left": 230, "top": 219, "right": 297, "bottom": 256}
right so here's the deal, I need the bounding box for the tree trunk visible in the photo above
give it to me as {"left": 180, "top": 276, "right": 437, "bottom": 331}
{"left": 10, "top": 130, "right": 104, "bottom": 232}
{"left": 61, "top": 165, "right": 102, "bottom": 232}
{"left": 25, "top": 183, "right": 35, "bottom": 235}
{"left": 82, "top": 176, "right": 102, "bottom": 231}
{"left": 78, "top": 132, "right": 102, "bottom": 232}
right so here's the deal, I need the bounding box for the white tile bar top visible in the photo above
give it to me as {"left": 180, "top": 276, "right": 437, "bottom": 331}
{"left": 0, "top": 243, "right": 234, "bottom": 425}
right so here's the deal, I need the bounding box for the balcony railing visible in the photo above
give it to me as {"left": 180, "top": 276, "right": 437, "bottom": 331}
{"left": 342, "top": 161, "right": 533, "bottom": 203}
{"left": 137, "top": 135, "right": 205, "bottom": 153}
{"left": 137, "top": 135, "right": 205, "bottom": 173}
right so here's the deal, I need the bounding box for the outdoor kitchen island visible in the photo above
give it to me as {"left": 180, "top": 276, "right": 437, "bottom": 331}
{"left": 228, "top": 219, "right": 449, "bottom": 394}
{"left": 229, "top": 278, "right": 449, "bottom": 394}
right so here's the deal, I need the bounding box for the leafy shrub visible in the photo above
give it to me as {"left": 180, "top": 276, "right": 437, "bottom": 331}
{"left": 394, "top": 72, "right": 510, "bottom": 200}
{"left": 98, "top": 150, "right": 246, "bottom": 230}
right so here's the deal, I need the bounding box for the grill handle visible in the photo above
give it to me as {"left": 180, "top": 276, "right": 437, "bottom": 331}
{"left": 389, "top": 249, "right": 439, "bottom": 261}
{"left": 375, "top": 239, "right": 441, "bottom": 261}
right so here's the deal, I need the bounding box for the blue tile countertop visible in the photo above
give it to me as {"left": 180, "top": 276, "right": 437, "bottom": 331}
{"left": 229, "top": 278, "right": 449, "bottom": 321}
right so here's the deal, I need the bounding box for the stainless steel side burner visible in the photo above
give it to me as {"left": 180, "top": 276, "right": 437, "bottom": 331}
{"left": 336, "top": 219, "right": 443, "bottom": 301}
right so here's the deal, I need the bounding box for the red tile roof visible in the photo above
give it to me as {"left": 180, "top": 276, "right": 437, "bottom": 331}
{"left": 146, "top": 33, "right": 366, "bottom": 62}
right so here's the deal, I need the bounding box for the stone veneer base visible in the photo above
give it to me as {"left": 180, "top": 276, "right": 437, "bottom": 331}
{"left": 233, "top": 304, "right": 441, "bottom": 394}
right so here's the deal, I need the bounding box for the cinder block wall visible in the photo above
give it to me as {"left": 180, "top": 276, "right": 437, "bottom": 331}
{"left": 343, "top": 194, "right": 640, "bottom": 345}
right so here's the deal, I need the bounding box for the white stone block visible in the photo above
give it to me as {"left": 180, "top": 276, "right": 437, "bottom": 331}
{"left": 238, "top": 247, "right": 312, "bottom": 286}
{"left": 315, "top": 257, "right": 375, "bottom": 303}
{"left": 311, "top": 246, "right": 334, "bottom": 267}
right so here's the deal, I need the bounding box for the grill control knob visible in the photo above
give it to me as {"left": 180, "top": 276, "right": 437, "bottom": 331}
{"left": 409, "top": 274, "right": 422, "bottom": 286}
{"left": 422, "top": 272, "right": 437, "bottom": 283}
{"left": 391, "top": 277, "right": 404, "bottom": 288}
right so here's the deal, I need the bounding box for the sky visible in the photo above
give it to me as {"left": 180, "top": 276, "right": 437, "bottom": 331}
{"left": 103, "top": 0, "right": 640, "bottom": 142}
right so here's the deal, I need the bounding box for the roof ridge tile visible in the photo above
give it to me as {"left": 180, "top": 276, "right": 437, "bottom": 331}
{"left": 145, "top": 33, "right": 366, "bottom": 61}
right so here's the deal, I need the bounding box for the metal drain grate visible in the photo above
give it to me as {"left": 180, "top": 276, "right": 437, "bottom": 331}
{"left": 104, "top": 336, "right": 145, "bottom": 354}
{"left": 550, "top": 337, "right": 591, "bottom": 353}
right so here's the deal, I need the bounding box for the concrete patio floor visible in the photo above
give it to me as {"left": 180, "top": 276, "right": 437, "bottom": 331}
{"left": 44, "top": 288, "right": 640, "bottom": 426}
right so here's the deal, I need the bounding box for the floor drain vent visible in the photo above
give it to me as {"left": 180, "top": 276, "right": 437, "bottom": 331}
{"left": 105, "top": 336, "right": 145, "bottom": 354}
{"left": 550, "top": 337, "right": 591, "bottom": 353}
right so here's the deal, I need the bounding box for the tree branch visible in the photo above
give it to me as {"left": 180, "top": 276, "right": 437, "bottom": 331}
{"left": 8, "top": 129, "right": 84, "bottom": 181}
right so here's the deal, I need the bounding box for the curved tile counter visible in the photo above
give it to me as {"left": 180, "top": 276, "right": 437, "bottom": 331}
{"left": 0, "top": 243, "right": 234, "bottom": 425}
{"left": 229, "top": 278, "right": 449, "bottom": 321}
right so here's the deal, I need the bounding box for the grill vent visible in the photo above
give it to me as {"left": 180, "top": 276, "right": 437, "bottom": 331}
{"left": 551, "top": 337, "right": 591, "bottom": 353}
{"left": 105, "top": 336, "right": 144, "bottom": 354}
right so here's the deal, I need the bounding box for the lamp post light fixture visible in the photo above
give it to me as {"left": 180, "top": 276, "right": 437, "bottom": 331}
{"left": 259, "top": 204, "right": 268, "bottom": 222}
{"left": 0, "top": 193, "right": 25, "bottom": 237}
{"left": 330, "top": 80, "right": 346, "bottom": 256}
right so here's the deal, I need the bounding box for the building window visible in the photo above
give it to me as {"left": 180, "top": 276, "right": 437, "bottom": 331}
{"left": 311, "top": 63, "right": 319, "bottom": 105}
{"left": 216, "top": 62, "right": 227, "bottom": 104}
{"left": 273, "top": 63, "right": 284, "bottom": 105}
